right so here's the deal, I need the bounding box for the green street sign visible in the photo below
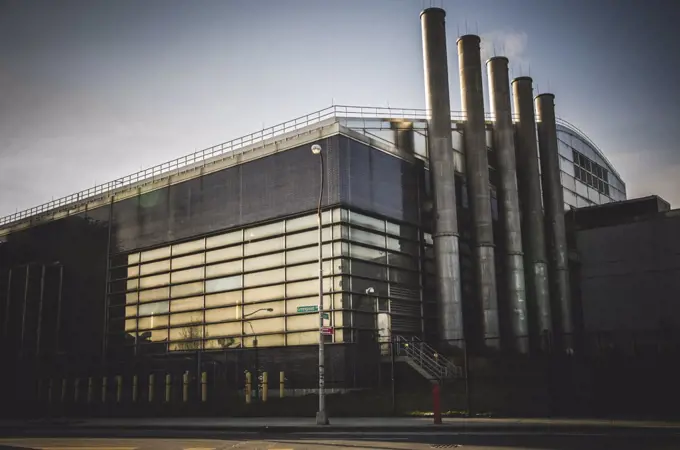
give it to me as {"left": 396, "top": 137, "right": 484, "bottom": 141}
{"left": 297, "top": 305, "right": 318, "bottom": 313}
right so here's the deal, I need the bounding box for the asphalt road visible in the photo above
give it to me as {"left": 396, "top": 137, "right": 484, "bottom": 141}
{"left": 1, "top": 429, "right": 680, "bottom": 450}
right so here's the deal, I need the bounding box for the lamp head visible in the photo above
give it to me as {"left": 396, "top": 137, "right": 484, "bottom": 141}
{"left": 311, "top": 144, "right": 322, "bottom": 155}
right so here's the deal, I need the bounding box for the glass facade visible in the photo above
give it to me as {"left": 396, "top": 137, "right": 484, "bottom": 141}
{"left": 109, "top": 208, "right": 424, "bottom": 354}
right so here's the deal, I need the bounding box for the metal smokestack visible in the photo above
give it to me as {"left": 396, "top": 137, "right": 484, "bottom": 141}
{"left": 457, "top": 34, "right": 500, "bottom": 349}
{"left": 511, "top": 77, "right": 552, "bottom": 348}
{"left": 535, "top": 93, "right": 573, "bottom": 348}
{"left": 420, "top": 7, "right": 464, "bottom": 346}
{"left": 486, "top": 57, "right": 529, "bottom": 353}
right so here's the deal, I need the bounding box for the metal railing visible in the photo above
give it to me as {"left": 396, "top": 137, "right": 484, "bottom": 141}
{"left": 394, "top": 336, "right": 462, "bottom": 380}
{"left": 0, "top": 104, "right": 615, "bottom": 229}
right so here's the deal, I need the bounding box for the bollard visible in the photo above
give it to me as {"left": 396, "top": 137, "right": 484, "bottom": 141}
{"left": 61, "top": 378, "right": 67, "bottom": 403}
{"left": 87, "top": 377, "right": 93, "bottom": 404}
{"left": 148, "top": 374, "right": 155, "bottom": 403}
{"left": 74, "top": 378, "right": 80, "bottom": 403}
{"left": 201, "top": 372, "right": 207, "bottom": 403}
{"left": 165, "top": 374, "right": 171, "bottom": 403}
{"left": 132, "top": 375, "right": 138, "bottom": 403}
{"left": 245, "top": 371, "right": 251, "bottom": 404}
{"left": 279, "top": 371, "right": 285, "bottom": 398}
{"left": 116, "top": 375, "right": 122, "bottom": 403}
{"left": 262, "top": 372, "right": 268, "bottom": 402}
{"left": 432, "top": 383, "right": 442, "bottom": 425}
{"left": 47, "top": 379, "right": 53, "bottom": 404}
{"left": 102, "top": 376, "right": 107, "bottom": 403}
{"left": 182, "top": 371, "right": 189, "bottom": 403}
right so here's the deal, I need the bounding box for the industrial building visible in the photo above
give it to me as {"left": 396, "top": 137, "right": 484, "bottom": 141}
{"left": 0, "top": 8, "right": 628, "bottom": 408}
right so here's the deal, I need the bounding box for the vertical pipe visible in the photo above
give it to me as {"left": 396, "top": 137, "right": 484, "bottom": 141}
{"left": 102, "top": 197, "right": 114, "bottom": 360}
{"left": 3, "top": 269, "right": 11, "bottom": 338}
{"left": 201, "top": 372, "right": 207, "bottom": 402}
{"left": 262, "top": 372, "right": 268, "bottom": 402}
{"left": 148, "top": 374, "right": 154, "bottom": 403}
{"left": 132, "top": 375, "right": 138, "bottom": 402}
{"left": 182, "top": 371, "right": 189, "bottom": 403}
{"left": 116, "top": 375, "right": 122, "bottom": 403}
{"left": 165, "top": 373, "right": 171, "bottom": 403}
{"left": 55, "top": 265, "right": 64, "bottom": 353}
{"left": 486, "top": 57, "right": 529, "bottom": 353}
{"left": 535, "top": 93, "right": 573, "bottom": 347}
{"left": 35, "top": 265, "right": 46, "bottom": 357}
{"left": 20, "top": 265, "right": 30, "bottom": 357}
{"left": 457, "top": 35, "right": 499, "bottom": 348}
{"left": 512, "top": 77, "right": 552, "bottom": 346}
{"left": 101, "top": 376, "right": 107, "bottom": 403}
{"left": 279, "top": 371, "right": 284, "bottom": 398}
{"left": 421, "top": 7, "right": 464, "bottom": 346}
{"left": 245, "top": 371, "right": 251, "bottom": 404}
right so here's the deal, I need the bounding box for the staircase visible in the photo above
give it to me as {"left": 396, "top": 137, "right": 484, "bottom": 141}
{"left": 389, "top": 336, "right": 463, "bottom": 383}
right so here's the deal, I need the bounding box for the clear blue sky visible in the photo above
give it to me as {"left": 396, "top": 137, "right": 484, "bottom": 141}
{"left": 1, "top": 0, "right": 678, "bottom": 216}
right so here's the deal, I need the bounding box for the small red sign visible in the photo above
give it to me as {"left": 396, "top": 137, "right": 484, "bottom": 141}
{"left": 320, "top": 326, "right": 334, "bottom": 335}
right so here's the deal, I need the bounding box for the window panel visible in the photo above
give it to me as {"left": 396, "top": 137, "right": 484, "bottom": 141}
{"left": 139, "top": 273, "right": 170, "bottom": 289}
{"left": 171, "top": 281, "right": 204, "bottom": 297}
{"left": 349, "top": 211, "right": 385, "bottom": 232}
{"left": 285, "top": 295, "right": 331, "bottom": 314}
{"left": 205, "top": 321, "right": 241, "bottom": 338}
{"left": 205, "top": 306, "right": 239, "bottom": 323}
{"left": 172, "top": 267, "right": 204, "bottom": 284}
{"left": 205, "top": 290, "right": 242, "bottom": 308}
{"left": 173, "top": 253, "right": 205, "bottom": 270}
{"left": 128, "top": 253, "right": 140, "bottom": 264}
{"left": 286, "top": 227, "right": 334, "bottom": 249}
{"left": 127, "top": 265, "right": 139, "bottom": 278}
{"left": 386, "top": 237, "right": 419, "bottom": 255}
{"left": 243, "top": 300, "right": 282, "bottom": 317}
{"left": 244, "top": 268, "right": 285, "bottom": 287}
{"left": 244, "top": 333, "right": 284, "bottom": 347}
{"left": 206, "top": 230, "right": 243, "bottom": 249}
{"left": 125, "top": 319, "right": 136, "bottom": 332}
{"left": 287, "top": 277, "right": 337, "bottom": 297}
{"left": 287, "top": 313, "right": 317, "bottom": 331}
{"left": 206, "top": 260, "right": 242, "bottom": 278}
{"left": 387, "top": 252, "right": 418, "bottom": 270}
{"left": 141, "top": 247, "right": 171, "bottom": 262}
{"left": 206, "top": 245, "right": 243, "bottom": 264}
{"left": 245, "top": 222, "right": 284, "bottom": 241}
{"left": 244, "top": 252, "right": 285, "bottom": 271}
{"left": 126, "top": 292, "right": 138, "bottom": 304}
{"left": 286, "top": 260, "right": 335, "bottom": 281}
{"left": 245, "top": 236, "right": 285, "bottom": 257}
{"left": 138, "top": 314, "right": 169, "bottom": 330}
{"left": 206, "top": 275, "right": 242, "bottom": 293}
{"left": 138, "top": 300, "right": 169, "bottom": 316}
{"left": 170, "top": 312, "right": 203, "bottom": 326}
{"left": 125, "top": 305, "right": 137, "bottom": 318}
{"left": 285, "top": 214, "right": 317, "bottom": 233}
{"left": 137, "top": 328, "right": 168, "bottom": 343}
{"left": 126, "top": 278, "right": 139, "bottom": 291}
{"left": 169, "top": 325, "right": 204, "bottom": 341}
{"left": 171, "top": 296, "right": 204, "bottom": 312}
{"left": 139, "top": 287, "right": 170, "bottom": 302}
{"left": 350, "top": 244, "right": 385, "bottom": 262}
{"left": 287, "top": 331, "right": 318, "bottom": 345}
{"left": 244, "top": 284, "right": 285, "bottom": 302}
{"left": 351, "top": 228, "right": 386, "bottom": 248}
{"left": 172, "top": 238, "right": 205, "bottom": 256}
{"left": 205, "top": 336, "right": 241, "bottom": 349}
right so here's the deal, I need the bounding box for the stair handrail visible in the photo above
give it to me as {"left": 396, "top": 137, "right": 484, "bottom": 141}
{"left": 393, "top": 336, "right": 463, "bottom": 379}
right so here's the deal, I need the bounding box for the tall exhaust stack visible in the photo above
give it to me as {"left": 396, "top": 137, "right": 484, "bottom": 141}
{"left": 457, "top": 35, "right": 500, "bottom": 348}
{"left": 486, "top": 57, "right": 529, "bottom": 353}
{"left": 535, "top": 93, "right": 573, "bottom": 348}
{"left": 420, "top": 8, "right": 464, "bottom": 345}
{"left": 512, "top": 77, "right": 552, "bottom": 347}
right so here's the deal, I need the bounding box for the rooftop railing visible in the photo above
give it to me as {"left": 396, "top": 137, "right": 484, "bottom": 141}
{"left": 0, "top": 104, "right": 617, "bottom": 229}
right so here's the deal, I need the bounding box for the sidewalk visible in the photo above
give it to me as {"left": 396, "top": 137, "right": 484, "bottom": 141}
{"left": 2, "top": 416, "right": 680, "bottom": 432}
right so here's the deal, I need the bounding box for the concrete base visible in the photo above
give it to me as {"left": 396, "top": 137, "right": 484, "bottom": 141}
{"left": 315, "top": 410, "right": 329, "bottom": 425}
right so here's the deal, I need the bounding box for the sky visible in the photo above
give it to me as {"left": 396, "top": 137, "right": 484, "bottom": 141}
{"left": 1, "top": 0, "right": 679, "bottom": 217}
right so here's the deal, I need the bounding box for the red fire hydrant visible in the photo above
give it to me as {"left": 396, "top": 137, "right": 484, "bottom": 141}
{"left": 432, "top": 383, "right": 442, "bottom": 424}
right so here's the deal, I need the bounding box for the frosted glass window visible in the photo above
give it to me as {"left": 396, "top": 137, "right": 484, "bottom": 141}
{"left": 287, "top": 331, "right": 319, "bottom": 345}
{"left": 561, "top": 173, "right": 576, "bottom": 192}
{"left": 286, "top": 214, "right": 317, "bottom": 233}
{"left": 351, "top": 228, "right": 386, "bottom": 248}
{"left": 170, "top": 312, "right": 203, "bottom": 326}
{"left": 140, "top": 260, "right": 170, "bottom": 276}
{"left": 138, "top": 314, "right": 169, "bottom": 330}
{"left": 206, "top": 230, "right": 243, "bottom": 249}
{"left": 245, "top": 236, "right": 284, "bottom": 256}
{"left": 348, "top": 212, "right": 384, "bottom": 232}
{"left": 246, "top": 317, "right": 284, "bottom": 334}
{"left": 350, "top": 244, "right": 385, "bottom": 262}
{"left": 588, "top": 186, "right": 600, "bottom": 202}
{"left": 205, "top": 306, "right": 239, "bottom": 323}
{"left": 138, "top": 301, "right": 169, "bottom": 316}
{"left": 139, "top": 287, "right": 170, "bottom": 302}
{"left": 205, "top": 336, "right": 241, "bottom": 349}
{"left": 173, "top": 253, "right": 205, "bottom": 270}
{"left": 169, "top": 325, "right": 204, "bottom": 341}
{"left": 139, "top": 273, "right": 170, "bottom": 289}
{"left": 205, "top": 291, "right": 241, "bottom": 308}
{"left": 128, "top": 253, "right": 140, "bottom": 265}
{"left": 286, "top": 263, "right": 317, "bottom": 281}
{"left": 563, "top": 189, "right": 577, "bottom": 208}
{"left": 125, "top": 319, "right": 136, "bottom": 332}
{"left": 172, "top": 239, "right": 205, "bottom": 256}
{"left": 206, "top": 245, "right": 242, "bottom": 263}
{"left": 575, "top": 180, "right": 589, "bottom": 197}
{"left": 141, "top": 247, "right": 171, "bottom": 262}
{"left": 244, "top": 284, "right": 285, "bottom": 302}
{"left": 127, "top": 265, "right": 139, "bottom": 278}
{"left": 287, "top": 314, "right": 317, "bottom": 331}
{"left": 171, "top": 281, "right": 204, "bottom": 297}
{"left": 243, "top": 300, "right": 281, "bottom": 317}
{"left": 205, "top": 321, "right": 241, "bottom": 338}
{"left": 244, "top": 334, "right": 284, "bottom": 348}
{"left": 206, "top": 261, "right": 242, "bottom": 278}
{"left": 559, "top": 156, "right": 574, "bottom": 176}
{"left": 286, "top": 230, "right": 317, "bottom": 249}
{"left": 244, "top": 268, "right": 285, "bottom": 287}
{"left": 244, "top": 252, "right": 285, "bottom": 271}
{"left": 126, "top": 278, "right": 139, "bottom": 291}
{"left": 138, "top": 328, "right": 168, "bottom": 343}
{"left": 286, "top": 244, "right": 332, "bottom": 265}
{"left": 245, "top": 222, "right": 284, "bottom": 241}
{"left": 126, "top": 292, "right": 138, "bottom": 304}
{"left": 286, "top": 280, "right": 315, "bottom": 297}
{"left": 172, "top": 267, "right": 204, "bottom": 284}
{"left": 125, "top": 305, "right": 137, "bottom": 318}
{"left": 206, "top": 275, "right": 242, "bottom": 293}
{"left": 171, "top": 296, "right": 204, "bottom": 312}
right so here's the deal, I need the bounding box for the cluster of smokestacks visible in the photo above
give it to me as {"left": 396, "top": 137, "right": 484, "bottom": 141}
{"left": 420, "top": 7, "right": 572, "bottom": 352}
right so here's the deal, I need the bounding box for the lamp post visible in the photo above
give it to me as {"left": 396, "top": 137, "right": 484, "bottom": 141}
{"left": 244, "top": 307, "right": 273, "bottom": 402}
{"left": 311, "top": 143, "right": 329, "bottom": 425}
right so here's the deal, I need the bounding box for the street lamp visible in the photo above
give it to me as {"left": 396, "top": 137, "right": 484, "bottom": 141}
{"left": 311, "top": 143, "right": 329, "bottom": 425}
{"left": 244, "top": 307, "right": 273, "bottom": 402}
